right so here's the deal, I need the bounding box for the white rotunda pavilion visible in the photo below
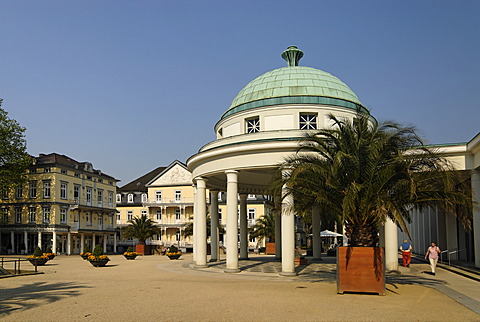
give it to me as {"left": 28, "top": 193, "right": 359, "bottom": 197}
{"left": 186, "top": 46, "right": 389, "bottom": 275}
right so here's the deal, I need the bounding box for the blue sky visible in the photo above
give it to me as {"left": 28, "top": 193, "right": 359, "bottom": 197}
{"left": 1, "top": 1, "right": 479, "bottom": 185}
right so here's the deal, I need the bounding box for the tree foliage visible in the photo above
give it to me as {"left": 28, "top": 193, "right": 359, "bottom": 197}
{"left": 121, "top": 214, "right": 161, "bottom": 245}
{"left": 0, "top": 99, "right": 32, "bottom": 192}
{"left": 280, "top": 112, "right": 473, "bottom": 247}
{"left": 249, "top": 210, "right": 276, "bottom": 242}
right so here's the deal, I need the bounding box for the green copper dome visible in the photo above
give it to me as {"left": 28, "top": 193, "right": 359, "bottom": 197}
{"left": 221, "top": 46, "right": 367, "bottom": 119}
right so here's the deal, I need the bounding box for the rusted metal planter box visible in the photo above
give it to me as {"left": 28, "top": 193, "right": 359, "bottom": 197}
{"left": 337, "top": 247, "right": 385, "bottom": 295}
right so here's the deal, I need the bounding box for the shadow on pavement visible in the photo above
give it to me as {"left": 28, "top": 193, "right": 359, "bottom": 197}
{"left": 0, "top": 281, "right": 91, "bottom": 317}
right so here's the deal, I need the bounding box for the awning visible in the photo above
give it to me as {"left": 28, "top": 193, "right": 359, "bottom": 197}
{"left": 320, "top": 230, "right": 343, "bottom": 237}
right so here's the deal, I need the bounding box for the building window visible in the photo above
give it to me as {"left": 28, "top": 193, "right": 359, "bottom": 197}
{"left": 42, "top": 207, "right": 50, "bottom": 223}
{"left": 86, "top": 187, "right": 92, "bottom": 204}
{"left": 60, "top": 208, "right": 67, "bottom": 224}
{"left": 61, "top": 169, "right": 67, "bottom": 174}
{"left": 15, "top": 186, "right": 23, "bottom": 199}
{"left": 60, "top": 182, "right": 68, "bottom": 199}
{"left": 29, "top": 207, "right": 36, "bottom": 223}
{"left": 127, "top": 193, "right": 134, "bottom": 203}
{"left": 116, "top": 214, "right": 121, "bottom": 223}
{"left": 218, "top": 192, "right": 223, "bottom": 201}
{"left": 156, "top": 209, "right": 162, "bottom": 221}
{"left": 175, "top": 190, "right": 182, "bottom": 202}
{"left": 175, "top": 231, "right": 181, "bottom": 241}
{"left": 299, "top": 113, "right": 317, "bottom": 130}
{"left": 246, "top": 117, "right": 260, "bottom": 133}
{"left": 97, "top": 189, "right": 103, "bottom": 206}
{"left": 86, "top": 212, "right": 92, "bottom": 225}
{"left": 74, "top": 173, "right": 80, "bottom": 178}
{"left": 1, "top": 208, "right": 8, "bottom": 223}
{"left": 127, "top": 211, "right": 133, "bottom": 221}
{"left": 116, "top": 194, "right": 122, "bottom": 203}
{"left": 74, "top": 185, "right": 80, "bottom": 202}
{"left": 141, "top": 210, "right": 147, "bottom": 217}
{"left": 98, "top": 178, "right": 103, "bottom": 183}
{"left": 248, "top": 208, "right": 256, "bottom": 220}
{"left": 29, "top": 181, "right": 37, "bottom": 198}
{"left": 2, "top": 189, "right": 9, "bottom": 199}
{"left": 43, "top": 181, "right": 51, "bottom": 198}
{"left": 141, "top": 193, "right": 147, "bottom": 203}
{"left": 15, "top": 207, "right": 22, "bottom": 223}
{"left": 175, "top": 209, "right": 181, "bottom": 220}
{"left": 44, "top": 167, "right": 51, "bottom": 173}
{"left": 247, "top": 194, "right": 256, "bottom": 199}
{"left": 218, "top": 208, "right": 222, "bottom": 221}
{"left": 155, "top": 191, "right": 162, "bottom": 202}
{"left": 108, "top": 191, "right": 113, "bottom": 206}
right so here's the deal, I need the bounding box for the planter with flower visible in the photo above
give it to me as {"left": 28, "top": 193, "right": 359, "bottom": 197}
{"left": 166, "top": 245, "right": 182, "bottom": 260}
{"left": 44, "top": 246, "right": 56, "bottom": 260}
{"left": 80, "top": 246, "right": 92, "bottom": 260}
{"left": 27, "top": 247, "right": 49, "bottom": 266}
{"left": 88, "top": 245, "right": 110, "bottom": 267}
{"left": 124, "top": 247, "right": 138, "bottom": 260}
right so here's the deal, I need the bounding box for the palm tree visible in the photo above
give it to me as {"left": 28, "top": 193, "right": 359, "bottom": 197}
{"left": 249, "top": 211, "right": 276, "bottom": 243}
{"left": 122, "top": 214, "right": 161, "bottom": 245}
{"left": 281, "top": 112, "right": 472, "bottom": 247}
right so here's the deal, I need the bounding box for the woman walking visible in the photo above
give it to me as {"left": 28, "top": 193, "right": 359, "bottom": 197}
{"left": 424, "top": 242, "right": 441, "bottom": 276}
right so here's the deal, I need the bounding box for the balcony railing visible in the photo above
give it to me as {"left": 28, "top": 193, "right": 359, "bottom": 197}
{"left": 70, "top": 198, "right": 116, "bottom": 209}
{"left": 143, "top": 197, "right": 195, "bottom": 206}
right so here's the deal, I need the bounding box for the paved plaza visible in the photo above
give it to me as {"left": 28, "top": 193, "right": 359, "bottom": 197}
{"left": 1, "top": 254, "right": 479, "bottom": 321}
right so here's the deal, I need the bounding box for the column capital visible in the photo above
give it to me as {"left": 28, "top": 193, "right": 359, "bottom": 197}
{"left": 225, "top": 170, "right": 238, "bottom": 183}
{"left": 194, "top": 177, "right": 207, "bottom": 188}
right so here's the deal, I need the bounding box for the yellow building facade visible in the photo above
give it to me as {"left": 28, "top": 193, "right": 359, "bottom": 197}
{"left": 0, "top": 153, "right": 118, "bottom": 255}
{"left": 116, "top": 160, "right": 273, "bottom": 253}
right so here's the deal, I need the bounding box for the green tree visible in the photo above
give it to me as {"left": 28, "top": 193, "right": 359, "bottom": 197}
{"left": 0, "top": 99, "right": 32, "bottom": 192}
{"left": 121, "top": 215, "right": 161, "bottom": 245}
{"left": 249, "top": 211, "right": 276, "bottom": 243}
{"left": 281, "top": 112, "right": 472, "bottom": 247}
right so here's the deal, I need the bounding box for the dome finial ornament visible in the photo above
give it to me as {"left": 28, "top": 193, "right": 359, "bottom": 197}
{"left": 281, "top": 46, "right": 304, "bottom": 67}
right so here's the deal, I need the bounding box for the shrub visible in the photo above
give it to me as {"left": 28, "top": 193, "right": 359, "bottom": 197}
{"left": 127, "top": 246, "right": 133, "bottom": 253}
{"left": 33, "top": 247, "right": 43, "bottom": 257}
{"left": 168, "top": 245, "right": 178, "bottom": 253}
{"left": 93, "top": 245, "right": 104, "bottom": 257}
{"left": 46, "top": 246, "right": 53, "bottom": 253}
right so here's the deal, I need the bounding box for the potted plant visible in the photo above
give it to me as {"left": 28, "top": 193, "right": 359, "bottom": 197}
{"left": 124, "top": 246, "right": 138, "bottom": 260}
{"left": 121, "top": 215, "right": 161, "bottom": 255}
{"left": 80, "top": 246, "right": 92, "bottom": 260}
{"left": 27, "top": 247, "right": 49, "bottom": 266}
{"left": 87, "top": 245, "right": 110, "bottom": 267}
{"left": 248, "top": 211, "right": 276, "bottom": 254}
{"left": 44, "top": 246, "right": 56, "bottom": 260}
{"left": 282, "top": 113, "right": 473, "bottom": 295}
{"left": 166, "top": 245, "right": 182, "bottom": 260}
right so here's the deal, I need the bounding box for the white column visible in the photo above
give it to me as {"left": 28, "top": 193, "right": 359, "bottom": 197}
{"left": 103, "top": 235, "right": 107, "bottom": 253}
{"left": 225, "top": 170, "right": 240, "bottom": 273}
{"left": 92, "top": 233, "right": 96, "bottom": 248}
{"left": 80, "top": 233, "right": 85, "bottom": 253}
{"left": 384, "top": 217, "right": 398, "bottom": 271}
{"left": 38, "top": 231, "right": 42, "bottom": 249}
{"left": 342, "top": 225, "right": 348, "bottom": 246}
{"left": 24, "top": 231, "right": 28, "bottom": 254}
{"left": 113, "top": 233, "right": 117, "bottom": 253}
{"left": 239, "top": 193, "right": 248, "bottom": 260}
{"left": 11, "top": 231, "right": 15, "bottom": 253}
{"left": 210, "top": 191, "right": 219, "bottom": 262}
{"left": 195, "top": 177, "right": 208, "bottom": 268}
{"left": 67, "top": 232, "right": 71, "bottom": 255}
{"left": 280, "top": 174, "right": 296, "bottom": 276}
{"left": 312, "top": 207, "right": 321, "bottom": 259}
{"left": 192, "top": 184, "right": 197, "bottom": 263}
{"left": 275, "top": 195, "right": 282, "bottom": 259}
{"left": 472, "top": 170, "right": 480, "bottom": 268}
{"left": 52, "top": 231, "right": 57, "bottom": 254}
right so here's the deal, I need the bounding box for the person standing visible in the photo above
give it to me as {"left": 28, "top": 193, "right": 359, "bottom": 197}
{"left": 400, "top": 239, "right": 412, "bottom": 267}
{"left": 424, "top": 242, "right": 441, "bottom": 276}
